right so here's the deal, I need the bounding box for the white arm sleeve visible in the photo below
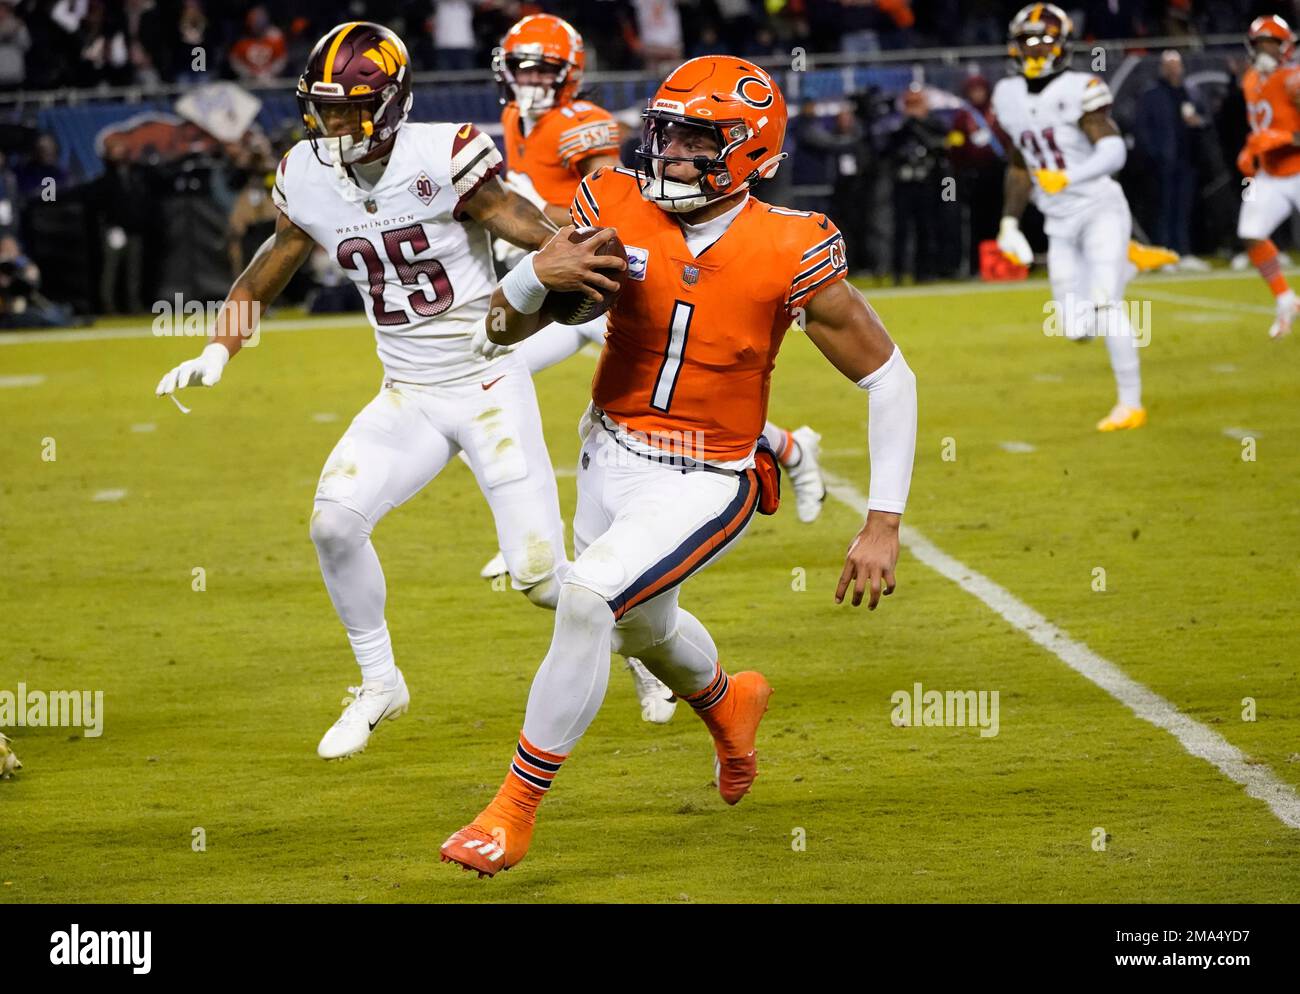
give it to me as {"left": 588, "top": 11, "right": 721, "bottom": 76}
{"left": 856, "top": 346, "right": 917, "bottom": 514}
{"left": 1065, "top": 133, "right": 1126, "bottom": 185}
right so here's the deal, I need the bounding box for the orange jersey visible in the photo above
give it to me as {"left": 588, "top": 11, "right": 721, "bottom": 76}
{"left": 1243, "top": 65, "right": 1300, "bottom": 176}
{"left": 570, "top": 167, "right": 849, "bottom": 462}
{"left": 501, "top": 99, "right": 620, "bottom": 206}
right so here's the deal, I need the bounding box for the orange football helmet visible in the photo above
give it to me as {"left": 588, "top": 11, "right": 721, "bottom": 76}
{"left": 492, "top": 13, "right": 585, "bottom": 117}
{"left": 1248, "top": 15, "right": 1297, "bottom": 71}
{"left": 636, "top": 56, "right": 788, "bottom": 213}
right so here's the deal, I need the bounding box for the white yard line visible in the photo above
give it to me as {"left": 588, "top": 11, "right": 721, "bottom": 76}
{"left": 1140, "top": 287, "right": 1274, "bottom": 316}
{"left": 823, "top": 469, "right": 1300, "bottom": 831}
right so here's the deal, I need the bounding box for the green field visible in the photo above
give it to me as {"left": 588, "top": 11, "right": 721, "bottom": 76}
{"left": 2, "top": 270, "right": 1298, "bottom": 903}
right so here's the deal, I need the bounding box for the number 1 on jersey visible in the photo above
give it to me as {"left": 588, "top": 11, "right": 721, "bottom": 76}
{"left": 651, "top": 300, "right": 694, "bottom": 412}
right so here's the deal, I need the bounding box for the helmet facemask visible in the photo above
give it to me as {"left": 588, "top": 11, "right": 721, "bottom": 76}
{"left": 1248, "top": 36, "right": 1283, "bottom": 74}
{"left": 493, "top": 51, "right": 571, "bottom": 118}
{"left": 299, "top": 80, "right": 407, "bottom": 168}
{"left": 636, "top": 114, "right": 748, "bottom": 213}
{"left": 1011, "top": 31, "right": 1069, "bottom": 79}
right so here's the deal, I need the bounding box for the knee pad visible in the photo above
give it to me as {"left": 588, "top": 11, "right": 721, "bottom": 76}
{"left": 309, "top": 501, "right": 367, "bottom": 559}
{"left": 555, "top": 581, "right": 615, "bottom": 633}
{"left": 611, "top": 602, "right": 678, "bottom": 659}
{"left": 522, "top": 573, "right": 561, "bottom": 610}
{"left": 504, "top": 536, "right": 563, "bottom": 591}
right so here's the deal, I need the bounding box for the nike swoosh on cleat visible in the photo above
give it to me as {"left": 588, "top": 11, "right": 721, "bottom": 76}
{"left": 481, "top": 375, "right": 505, "bottom": 391}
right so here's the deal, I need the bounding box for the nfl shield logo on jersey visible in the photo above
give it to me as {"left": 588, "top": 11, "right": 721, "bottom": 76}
{"left": 625, "top": 246, "right": 649, "bottom": 281}
{"left": 408, "top": 171, "right": 439, "bottom": 206}
{"left": 682, "top": 264, "right": 700, "bottom": 286}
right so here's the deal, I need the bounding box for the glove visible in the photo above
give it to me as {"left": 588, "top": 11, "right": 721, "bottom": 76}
{"left": 1034, "top": 168, "right": 1070, "bottom": 195}
{"left": 997, "top": 216, "right": 1034, "bottom": 267}
{"left": 1238, "top": 145, "right": 1258, "bottom": 178}
{"left": 155, "top": 342, "right": 229, "bottom": 396}
{"left": 1247, "top": 128, "right": 1293, "bottom": 155}
{"left": 471, "top": 324, "right": 515, "bottom": 361}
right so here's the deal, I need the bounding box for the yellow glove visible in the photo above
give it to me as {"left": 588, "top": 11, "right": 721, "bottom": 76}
{"left": 1034, "top": 168, "right": 1070, "bottom": 195}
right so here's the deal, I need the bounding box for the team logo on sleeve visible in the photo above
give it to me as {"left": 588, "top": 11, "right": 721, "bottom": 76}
{"left": 625, "top": 246, "right": 649, "bottom": 281}
{"left": 408, "top": 171, "right": 440, "bottom": 206}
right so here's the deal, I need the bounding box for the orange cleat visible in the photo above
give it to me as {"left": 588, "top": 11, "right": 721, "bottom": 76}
{"left": 708, "top": 671, "right": 773, "bottom": 805}
{"left": 440, "top": 825, "right": 510, "bottom": 878}
{"left": 440, "top": 777, "right": 541, "bottom": 877}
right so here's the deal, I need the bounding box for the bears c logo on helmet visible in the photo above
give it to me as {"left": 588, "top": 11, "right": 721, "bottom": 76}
{"left": 736, "top": 76, "right": 774, "bottom": 109}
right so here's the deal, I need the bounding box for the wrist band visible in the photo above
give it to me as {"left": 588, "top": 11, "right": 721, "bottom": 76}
{"left": 501, "top": 251, "right": 548, "bottom": 315}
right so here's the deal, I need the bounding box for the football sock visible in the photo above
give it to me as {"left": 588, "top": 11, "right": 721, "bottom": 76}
{"left": 514, "top": 321, "right": 589, "bottom": 374}
{"left": 521, "top": 583, "right": 614, "bottom": 753}
{"left": 1097, "top": 303, "right": 1142, "bottom": 409}
{"left": 633, "top": 608, "right": 718, "bottom": 695}
{"left": 681, "top": 662, "right": 737, "bottom": 741}
{"left": 352, "top": 625, "right": 397, "bottom": 687}
{"left": 310, "top": 501, "right": 397, "bottom": 685}
{"left": 1247, "top": 239, "right": 1290, "bottom": 298}
{"left": 762, "top": 421, "right": 801, "bottom": 466}
{"left": 502, "top": 732, "right": 566, "bottom": 816}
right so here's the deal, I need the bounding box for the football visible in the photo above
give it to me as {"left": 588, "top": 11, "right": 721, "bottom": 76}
{"left": 542, "top": 225, "right": 628, "bottom": 326}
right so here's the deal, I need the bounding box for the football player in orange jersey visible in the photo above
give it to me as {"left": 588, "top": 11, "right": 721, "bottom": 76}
{"left": 440, "top": 57, "right": 918, "bottom": 875}
{"left": 1236, "top": 15, "right": 1300, "bottom": 339}
{"left": 487, "top": 13, "right": 828, "bottom": 527}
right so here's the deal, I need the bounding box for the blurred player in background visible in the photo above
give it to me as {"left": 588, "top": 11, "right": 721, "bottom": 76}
{"left": 994, "top": 3, "right": 1169, "bottom": 432}
{"left": 155, "top": 22, "right": 574, "bottom": 761}
{"left": 440, "top": 57, "right": 917, "bottom": 876}
{"left": 1235, "top": 15, "right": 1300, "bottom": 340}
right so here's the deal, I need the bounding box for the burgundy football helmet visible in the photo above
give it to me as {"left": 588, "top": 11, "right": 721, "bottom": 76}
{"left": 297, "top": 22, "right": 413, "bottom": 165}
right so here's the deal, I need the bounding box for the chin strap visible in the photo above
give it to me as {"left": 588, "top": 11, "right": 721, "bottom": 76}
{"left": 325, "top": 137, "right": 371, "bottom": 204}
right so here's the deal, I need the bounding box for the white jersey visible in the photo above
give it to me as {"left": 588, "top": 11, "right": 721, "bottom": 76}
{"left": 273, "top": 122, "right": 505, "bottom": 385}
{"left": 992, "top": 70, "right": 1123, "bottom": 227}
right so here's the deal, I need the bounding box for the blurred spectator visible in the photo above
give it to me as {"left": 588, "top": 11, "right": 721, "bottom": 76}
{"left": 799, "top": 103, "right": 878, "bottom": 273}
{"left": 884, "top": 85, "right": 950, "bottom": 284}
{"left": 0, "top": 149, "right": 74, "bottom": 328}
{"left": 949, "top": 74, "right": 1004, "bottom": 275}
{"left": 125, "top": 0, "right": 164, "bottom": 85}
{"left": 715, "top": 0, "right": 760, "bottom": 53}
{"left": 1135, "top": 50, "right": 1206, "bottom": 261}
{"left": 810, "top": 0, "right": 915, "bottom": 56}
{"left": 1082, "top": 0, "right": 1143, "bottom": 40}
{"left": 92, "top": 139, "right": 153, "bottom": 314}
{"left": 78, "top": 1, "right": 133, "bottom": 87}
{"left": 229, "top": 5, "right": 287, "bottom": 81}
{"left": 432, "top": 0, "right": 475, "bottom": 71}
{"left": 173, "top": 0, "right": 212, "bottom": 81}
{"left": 14, "top": 134, "right": 68, "bottom": 200}
{"left": 224, "top": 133, "right": 278, "bottom": 277}
{"left": 632, "top": 0, "right": 684, "bottom": 71}
{"left": 0, "top": 2, "right": 31, "bottom": 91}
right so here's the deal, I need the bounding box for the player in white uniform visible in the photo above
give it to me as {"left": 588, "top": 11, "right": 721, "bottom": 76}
{"left": 154, "top": 23, "right": 593, "bottom": 760}
{"left": 993, "top": 3, "right": 1147, "bottom": 432}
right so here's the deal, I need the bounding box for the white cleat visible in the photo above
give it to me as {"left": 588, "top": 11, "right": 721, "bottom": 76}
{"left": 626, "top": 657, "right": 676, "bottom": 724}
{"left": 317, "top": 669, "right": 410, "bottom": 760}
{"left": 479, "top": 550, "right": 508, "bottom": 579}
{"left": 786, "top": 426, "right": 826, "bottom": 524}
{"left": 1269, "top": 290, "right": 1297, "bottom": 340}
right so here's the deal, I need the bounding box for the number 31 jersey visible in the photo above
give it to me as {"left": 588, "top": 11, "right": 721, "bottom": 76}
{"left": 273, "top": 122, "right": 503, "bottom": 385}
{"left": 991, "top": 71, "right": 1122, "bottom": 229}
